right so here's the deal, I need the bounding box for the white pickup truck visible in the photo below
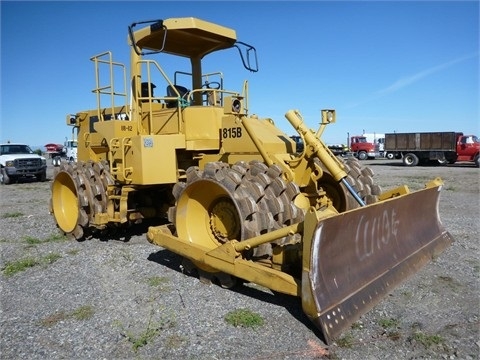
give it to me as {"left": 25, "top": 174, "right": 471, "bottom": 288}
{"left": 0, "top": 143, "right": 47, "bottom": 184}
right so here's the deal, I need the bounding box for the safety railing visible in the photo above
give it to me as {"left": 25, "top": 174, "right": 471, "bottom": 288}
{"left": 137, "top": 60, "right": 184, "bottom": 133}
{"left": 109, "top": 137, "right": 132, "bottom": 182}
{"left": 90, "top": 52, "right": 128, "bottom": 122}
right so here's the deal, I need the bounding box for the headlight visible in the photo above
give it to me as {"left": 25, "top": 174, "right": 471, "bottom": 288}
{"left": 42, "top": 159, "right": 47, "bottom": 166}
{"left": 321, "top": 109, "right": 336, "bottom": 124}
{"left": 5, "top": 160, "right": 14, "bottom": 167}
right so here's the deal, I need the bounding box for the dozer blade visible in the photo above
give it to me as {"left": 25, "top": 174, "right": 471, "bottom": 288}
{"left": 301, "top": 184, "right": 453, "bottom": 344}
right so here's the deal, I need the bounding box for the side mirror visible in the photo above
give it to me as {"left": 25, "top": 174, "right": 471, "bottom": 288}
{"left": 66, "top": 114, "right": 77, "bottom": 126}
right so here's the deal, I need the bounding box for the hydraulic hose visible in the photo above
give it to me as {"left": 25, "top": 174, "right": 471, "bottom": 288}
{"left": 285, "top": 109, "right": 365, "bottom": 207}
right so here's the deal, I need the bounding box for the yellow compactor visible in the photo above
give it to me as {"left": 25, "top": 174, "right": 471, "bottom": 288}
{"left": 50, "top": 17, "right": 453, "bottom": 343}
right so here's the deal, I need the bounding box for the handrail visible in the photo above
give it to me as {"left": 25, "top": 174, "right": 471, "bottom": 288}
{"left": 186, "top": 89, "right": 240, "bottom": 107}
{"left": 108, "top": 137, "right": 132, "bottom": 183}
{"left": 137, "top": 60, "right": 183, "bottom": 132}
{"left": 122, "top": 137, "right": 133, "bottom": 182}
{"left": 90, "top": 51, "right": 128, "bottom": 122}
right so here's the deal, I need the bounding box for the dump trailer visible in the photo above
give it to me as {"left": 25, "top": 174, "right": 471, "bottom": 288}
{"left": 385, "top": 131, "right": 480, "bottom": 166}
{"left": 49, "top": 17, "right": 453, "bottom": 344}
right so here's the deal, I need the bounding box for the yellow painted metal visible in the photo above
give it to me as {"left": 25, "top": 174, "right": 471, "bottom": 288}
{"left": 286, "top": 110, "right": 347, "bottom": 182}
{"left": 240, "top": 116, "right": 274, "bottom": 167}
{"left": 94, "top": 120, "right": 136, "bottom": 143}
{"left": 221, "top": 115, "right": 295, "bottom": 155}
{"left": 175, "top": 178, "right": 234, "bottom": 249}
{"left": 315, "top": 109, "right": 336, "bottom": 138}
{"left": 141, "top": 104, "right": 176, "bottom": 135}
{"left": 90, "top": 52, "right": 128, "bottom": 123}
{"left": 51, "top": 171, "right": 79, "bottom": 233}
{"left": 119, "top": 186, "right": 133, "bottom": 223}
{"left": 233, "top": 223, "right": 302, "bottom": 252}
{"left": 378, "top": 185, "right": 410, "bottom": 201}
{"left": 426, "top": 177, "right": 445, "bottom": 188}
{"left": 125, "top": 134, "right": 184, "bottom": 184}
{"left": 377, "top": 175, "right": 443, "bottom": 203}
{"left": 131, "top": 17, "right": 237, "bottom": 58}
{"left": 183, "top": 106, "right": 224, "bottom": 150}
{"left": 147, "top": 225, "right": 301, "bottom": 296}
{"left": 93, "top": 212, "right": 109, "bottom": 226}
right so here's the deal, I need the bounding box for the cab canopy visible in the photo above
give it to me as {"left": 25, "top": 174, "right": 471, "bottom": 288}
{"left": 129, "top": 17, "right": 237, "bottom": 58}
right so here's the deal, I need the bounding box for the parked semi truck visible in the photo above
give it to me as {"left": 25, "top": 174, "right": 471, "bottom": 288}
{"left": 384, "top": 132, "right": 480, "bottom": 167}
{"left": 349, "top": 133, "right": 385, "bottom": 159}
{"left": 45, "top": 138, "right": 78, "bottom": 166}
{"left": 363, "top": 133, "right": 385, "bottom": 155}
{"left": 52, "top": 139, "right": 78, "bottom": 166}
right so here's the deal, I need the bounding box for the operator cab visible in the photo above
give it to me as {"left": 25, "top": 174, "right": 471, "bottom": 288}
{"left": 140, "top": 82, "right": 156, "bottom": 102}
{"left": 128, "top": 17, "right": 258, "bottom": 107}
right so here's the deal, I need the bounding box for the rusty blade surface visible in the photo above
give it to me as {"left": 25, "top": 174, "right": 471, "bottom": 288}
{"left": 303, "top": 185, "right": 454, "bottom": 344}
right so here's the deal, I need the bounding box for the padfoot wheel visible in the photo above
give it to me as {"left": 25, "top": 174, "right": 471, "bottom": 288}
{"left": 169, "top": 161, "right": 304, "bottom": 260}
{"left": 50, "top": 161, "right": 113, "bottom": 240}
{"left": 317, "top": 156, "right": 382, "bottom": 211}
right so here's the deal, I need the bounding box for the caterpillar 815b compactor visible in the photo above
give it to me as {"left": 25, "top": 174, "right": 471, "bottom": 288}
{"left": 50, "top": 17, "right": 453, "bottom": 343}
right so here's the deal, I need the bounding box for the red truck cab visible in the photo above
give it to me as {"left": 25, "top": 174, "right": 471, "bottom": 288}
{"left": 456, "top": 134, "right": 480, "bottom": 166}
{"left": 350, "top": 135, "right": 378, "bottom": 160}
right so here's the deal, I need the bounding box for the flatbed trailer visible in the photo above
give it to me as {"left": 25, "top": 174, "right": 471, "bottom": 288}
{"left": 384, "top": 131, "right": 479, "bottom": 166}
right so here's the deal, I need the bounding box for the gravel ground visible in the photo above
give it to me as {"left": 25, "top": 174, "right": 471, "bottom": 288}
{"left": 0, "top": 159, "right": 478, "bottom": 360}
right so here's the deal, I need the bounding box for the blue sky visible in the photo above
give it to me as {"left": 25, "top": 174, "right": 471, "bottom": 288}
{"left": 1, "top": 1, "right": 479, "bottom": 148}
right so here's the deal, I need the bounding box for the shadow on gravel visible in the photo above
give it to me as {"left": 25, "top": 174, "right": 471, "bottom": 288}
{"left": 365, "top": 160, "right": 477, "bottom": 168}
{"left": 147, "top": 248, "right": 326, "bottom": 343}
{"left": 91, "top": 219, "right": 165, "bottom": 243}
{"left": 363, "top": 161, "right": 403, "bottom": 167}
{"left": 1, "top": 177, "right": 47, "bottom": 184}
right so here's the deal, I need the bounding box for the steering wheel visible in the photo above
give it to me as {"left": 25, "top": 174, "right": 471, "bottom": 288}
{"left": 202, "top": 81, "right": 221, "bottom": 90}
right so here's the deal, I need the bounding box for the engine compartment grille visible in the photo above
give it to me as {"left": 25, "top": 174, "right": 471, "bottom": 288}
{"left": 15, "top": 158, "right": 42, "bottom": 168}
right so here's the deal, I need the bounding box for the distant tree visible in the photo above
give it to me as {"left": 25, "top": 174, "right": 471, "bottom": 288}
{"left": 33, "top": 149, "right": 43, "bottom": 156}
